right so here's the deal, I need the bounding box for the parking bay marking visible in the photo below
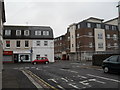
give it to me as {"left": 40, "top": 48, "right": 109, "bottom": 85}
{"left": 48, "top": 79, "right": 58, "bottom": 83}
{"left": 87, "top": 74, "right": 120, "bottom": 83}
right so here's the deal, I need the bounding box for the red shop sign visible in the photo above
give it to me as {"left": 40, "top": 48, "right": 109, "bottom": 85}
{"left": 3, "top": 51, "right": 13, "bottom": 55}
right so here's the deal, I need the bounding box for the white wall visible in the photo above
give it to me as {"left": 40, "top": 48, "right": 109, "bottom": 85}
{"left": 94, "top": 28, "right": 106, "bottom": 51}
{"left": 32, "top": 40, "right": 54, "bottom": 62}
{"left": 69, "top": 24, "right": 76, "bottom": 52}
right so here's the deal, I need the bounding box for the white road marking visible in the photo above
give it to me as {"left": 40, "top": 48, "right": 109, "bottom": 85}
{"left": 77, "top": 75, "right": 87, "bottom": 79}
{"left": 48, "top": 79, "right": 58, "bottom": 83}
{"left": 57, "top": 85, "right": 65, "bottom": 90}
{"left": 31, "top": 67, "right": 36, "bottom": 69}
{"left": 25, "top": 67, "right": 30, "bottom": 69}
{"left": 68, "top": 83, "right": 79, "bottom": 89}
{"left": 88, "top": 79, "right": 106, "bottom": 84}
{"left": 61, "top": 78, "right": 68, "bottom": 82}
{"left": 60, "top": 69, "right": 78, "bottom": 73}
{"left": 87, "top": 74, "right": 120, "bottom": 83}
{"left": 79, "top": 80, "right": 91, "bottom": 87}
{"left": 36, "top": 68, "right": 42, "bottom": 70}
{"left": 21, "top": 70, "right": 43, "bottom": 88}
{"left": 19, "top": 67, "right": 24, "bottom": 69}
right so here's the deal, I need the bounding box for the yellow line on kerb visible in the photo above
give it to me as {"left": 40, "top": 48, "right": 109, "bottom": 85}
{"left": 23, "top": 69, "right": 58, "bottom": 90}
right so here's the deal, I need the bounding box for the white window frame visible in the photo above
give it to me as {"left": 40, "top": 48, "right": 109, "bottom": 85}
{"left": 24, "top": 30, "right": 30, "bottom": 36}
{"left": 5, "top": 30, "right": 11, "bottom": 36}
{"left": 25, "top": 41, "right": 29, "bottom": 48}
{"left": 6, "top": 41, "right": 10, "bottom": 48}
{"left": 98, "top": 33, "right": 103, "bottom": 39}
{"left": 36, "top": 41, "right": 40, "bottom": 46}
{"left": 98, "top": 43, "right": 103, "bottom": 49}
{"left": 113, "top": 34, "right": 117, "bottom": 40}
{"left": 105, "top": 25, "right": 109, "bottom": 30}
{"left": 87, "top": 23, "right": 91, "bottom": 28}
{"left": 107, "top": 34, "right": 110, "bottom": 39}
{"left": 43, "top": 31, "right": 49, "bottom": 36}
{"left": 44, "top": 41, "right": 48, "bottom": 46}
{"left": 88, "top": 32, "right": 92, "bottom": 36}
{"left": 78, "top": 24, "right": 80, "bottom": 29}
{"left": 16, "top": 41, "right": 20, "bottom": 48}
{"left": 107, "top": 43, "right": 111, "bottom": 48}
{"left": 89, "top": 42, "right": 93, "bottom": 48}
{"left": 96, "top": 24, "right": 101, "bottom": 28}
{"left": 16, "top": 30, "right": 21, "bottom": 36}
{"left": 35, "top": 31, "right": 41, "bottom": 35}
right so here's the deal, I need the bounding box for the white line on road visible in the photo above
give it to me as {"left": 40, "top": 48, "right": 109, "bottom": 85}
{"left": 88, "top": 79, "right": 106, "bottom": 84}
{"left": 25, "top": 67, "right": 30, "bottom": 69}
{"left": 57, "top": 85, "right": 65, "bottom": 90}
{"left": 21, "top": 70, "right": 43, "bottom": 89}
{"left": 68, "top": 83, "right": 79, "bottom": 89}
{"left": 48, "top": 79, "right": 58, "bottom": 83}
{"left": 61, "top": 78, "right": 68, "bottom": 82}
{"left": 87, "top": 74, "right": 120, "bottom": 83}
{"left": 31, "top": 67, "right": 36, "bottom": 69}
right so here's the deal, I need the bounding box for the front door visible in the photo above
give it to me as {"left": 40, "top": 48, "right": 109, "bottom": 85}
{"left": 14, "top": 54, "right": 19, "bottom": 63}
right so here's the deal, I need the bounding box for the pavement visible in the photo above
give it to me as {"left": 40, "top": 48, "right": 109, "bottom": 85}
{"left": 2, "top": 69, "right": 38, "bottom": 90}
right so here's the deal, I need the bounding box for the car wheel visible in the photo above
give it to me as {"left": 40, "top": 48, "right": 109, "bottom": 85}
{"left": 104, "top": 67, "right": 109, "bottom": 73}
{"left": 33, "top": 62, "right": 37, "bottom": 65}
{"left": 45, "top": 61, "right": 49, "bottom": 64}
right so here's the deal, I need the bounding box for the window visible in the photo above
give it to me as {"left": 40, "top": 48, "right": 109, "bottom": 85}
{"left": 5, "top": 30, "right": 11, "bottom": 36}
{"left": 98, "top": 33, "right": 103, "bottom": 39}
{"left": 87, "top": 23, "right": 91, "bottom": 28}
{"left": 107, "top": 43, "right": 111, "bottom": 48}
{"left": 16, "top": 41, "right": 20, "bottom": 47}
{"left": 20, "top": 55, "right": 29, "bottom": 60}
{"left": 107, "top": 34, "right": 110, "bottom": 39}
{"left": 16, "top": 30, "right": 21, "bottom": 36}
{"left": 25, "top": 41, "right": 29, "bottom": 47}
{"left": 77, "top": 34, "right": 79, "bottom": 38}
{"left": 68, "top": 37, "right": 70, "bottom": 41}
{"left": 89, "top": 42, "right": 93, "bottom": 48}
{"left": 114, "top": 43, "right": 118, "bottom": 47}
{"left": 44, "top": 54, "right": 47, "bottom": 57}
{"left": 88, "top": 32, "right": 92, "bottom": 36}
{"left": 98, "top": 43, "right": 103, "bottom": 48}
{"left": 113, "top": 34, "right": 117, "bottom": 40}
{"left": 36, "top": 41, "right": 40, "bottom": 46}
{"left": 24, "top": 30, "right": 30, "bottom": 36}
{"left": 108, "top": 56, "right": 118, "bottom": 62}
{"left": 72, "top": 44, "right": 74, "bottom": 47}
{"left": 43, "top": 31, "right": 49, "bottom": 36}
{"left": 105, "top": 25, "right": 109, "bottom": 30}
{"left": 112, "top": 26, "right": 116, "bottom": 30}
{"left": 36, "top": 55, "right": 40, "bottom": 59}
{"left": 96, "top": 24, "right": 101, "bottom": 28}
{"left": 60, "top": 37, "right": 62, "bottom": 40}
{"left": 77, "top": 24, "right": 80, "bottom": 29}
{"left": 35, "top": 31, "right": 41, "bottom": 35}
{"left": 6, "top": 41, "right": 10, "bottom": 48}
{"left": 44, "top": 41, "right": 48, "bottom": 46}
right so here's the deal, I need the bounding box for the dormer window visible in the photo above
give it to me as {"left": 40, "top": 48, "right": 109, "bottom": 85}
{"left": 24, "top": 30, "right": 30, "bottom": 36}
{"left": 35, "top": 31, "right": 41, "bottom": 35}
{"left": 43, "top": 31, "right": 49, "bottom": 36}
{"left": 16, "top": 30, "right": 21, "bottom": 36}
{"left": 5, "top": 30, "right": 11, "bottom": 36}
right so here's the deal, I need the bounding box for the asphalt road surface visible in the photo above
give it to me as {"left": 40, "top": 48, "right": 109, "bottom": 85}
{"left": 3, "top": 61, "right": 120, "bottom": 90}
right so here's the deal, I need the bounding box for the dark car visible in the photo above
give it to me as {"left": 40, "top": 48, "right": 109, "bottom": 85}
{"left": 32, "top": 57, "right": 49, "bottom": 65}
{"left": 102, "top": 55, "right": 120, "bottom": 73}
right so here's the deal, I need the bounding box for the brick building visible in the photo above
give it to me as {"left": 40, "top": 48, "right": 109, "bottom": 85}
{"left": 54, "top": 17, "right": 119, "bottom": 61}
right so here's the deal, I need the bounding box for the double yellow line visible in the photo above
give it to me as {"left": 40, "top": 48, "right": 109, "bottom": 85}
{"left": 21, "top": 69, "right": 58, "bottom": 90}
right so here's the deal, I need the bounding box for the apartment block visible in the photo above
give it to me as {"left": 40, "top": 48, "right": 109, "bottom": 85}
{"left": 54, "top": 17, "right": 119, "bottom": 61}
{"left": 3, "top": 25, "right": 54, "bottom": 63}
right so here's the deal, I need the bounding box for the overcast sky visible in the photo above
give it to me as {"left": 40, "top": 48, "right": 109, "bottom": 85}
{"left": 4, "top": 0, "right": 119, "bottom": 37}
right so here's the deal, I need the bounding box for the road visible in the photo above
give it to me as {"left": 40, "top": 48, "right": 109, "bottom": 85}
{"left": 3, "top": 61, "right": 120, "bottom": 90}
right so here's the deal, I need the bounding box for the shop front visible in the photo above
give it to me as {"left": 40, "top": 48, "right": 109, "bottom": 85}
{"left": 3, "top": 51, "right": 13, "bottom": 63}
{"left": 13, "top": 50, "right": 31, "bottom": 63}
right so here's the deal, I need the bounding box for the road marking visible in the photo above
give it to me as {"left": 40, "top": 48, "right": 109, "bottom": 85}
{"left": 88, "top": 79, "right": 105, "bottom": 84}
{"left": 19, "top": 67, "right": 24, "bottom": 69}
{"left": 31, "top": 67, "right": 36, "bottom": 69}
{"left": 68, "top": 83, "right": 79, "bottom": 89}
{"left": 48, "top": 79, "right": 58, "bottom": 83}
{"left": 57, "top": 85, "right": 65, "bottom": 90}
{"left": 21, "top": 70, "right": 43, "bottom": 88}
{"left": 36, "top": 68, "right": 42, "bottom": 70}
{"left": 61, "top": 78, "right": 68, "bottom": 82}
{"left": 25, "top": 67, "right": 30, "bottom": 69}
{"left": 87, "top": 74, "right": 120, "bottom": 83}
{"left": 77, "top": 75, "right": 87, "bottom": 79}
{"left": 60, "top": 69, "right": 78, "bottom": 74}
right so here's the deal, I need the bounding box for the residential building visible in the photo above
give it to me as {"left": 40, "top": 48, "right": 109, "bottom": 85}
{"left": 54, "top": 17, "right": 119, "bottom": 61}
{"left": 0, "top": 0, "right": 6, "bottom": 89}
{"left": 3, "top": 25, "right": 54, "bottom": 63}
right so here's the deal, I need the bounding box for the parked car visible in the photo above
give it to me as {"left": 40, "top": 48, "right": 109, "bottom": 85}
{"left": 102, "top": 55, "right": 120, "bottom": 73}
{"left": 32, "top": 57, "right": 49, "bottom": 65}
